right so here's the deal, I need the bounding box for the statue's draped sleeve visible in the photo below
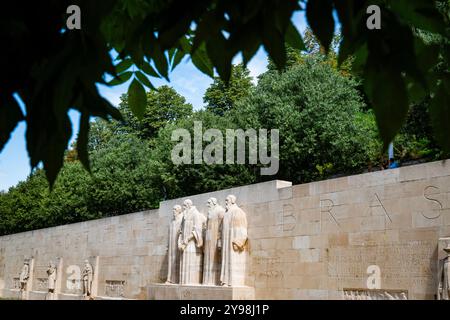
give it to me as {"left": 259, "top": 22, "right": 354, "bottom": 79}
{"left": 192, "top": 209, "right": 204, "bottom": 248}
{"left": 232, "top": 207, "right": 248, "bottom": 249}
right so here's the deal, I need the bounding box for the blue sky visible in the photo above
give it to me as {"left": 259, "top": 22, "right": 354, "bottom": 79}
{"left": 0, "top": 12, "right": 308, "bottom": 192}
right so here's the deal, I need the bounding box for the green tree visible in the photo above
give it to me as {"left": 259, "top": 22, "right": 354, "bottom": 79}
{"left": 1, "top": 0, "right": 448, "bottom": 185}
{"left": 116, "top": 86, "right": 193, "bottom": 141}
{"left": 149, "top": 110, "right": 257, "bottom": 200}
{"left": 85, "top": 134, "right": 163, "bottom": 216}
{"left": 0, "top": 170, "right": 51, "bottom": 235}
{"left": 204, "top": 64, "right": 254, "bottom": 116}
{"left": 393, "top": 102, "right": 448, "bottom": 162}
{"left": 233, "top": 56, "right": 379, "bottom": 183}
{"left": 268, "top": 30, "right": 353, "bottom": 77}
{"left": 87, "top": 86, "right": 193, "bottom": 152}
{"left": 0, "top": 134, "right": 165, "bottom": 236}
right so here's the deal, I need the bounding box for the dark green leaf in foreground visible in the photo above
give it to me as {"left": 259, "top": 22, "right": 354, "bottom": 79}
{"left": 115, "top": 58, "right": 133, "bottom": 74}
{"left": 1, "top": 0, "right": 449, "bottom": 186}
{"left": 128, "top": 78, "right": 147, "bottom": 120}
{"left": 364, "top": 66, "right": 410, "bottom": 149}
{"left": 306, "top": 0, "right": 335, "bottom": 53}
{"left": 285, "top": 22, "right": 306, "bottom": 51}
{"left": 135, "top": 71, "right": 155, "bottom": 90}
{"left": 191, "top": 43, "right": 214, "bottom": 78}
{"left": 77, "top": 112, "right": 91, "bottom": 173}
{"left": 390, "top": 0, "right": 447, "bottom": 35}
{"left": 0, "top": 95, "right": 24, "bottom": 152}
{"left": 429, "top": 80, "right": 450, "bottom": 151}
{"left": 107, "top": 71, "right": 133, "bottom": 86}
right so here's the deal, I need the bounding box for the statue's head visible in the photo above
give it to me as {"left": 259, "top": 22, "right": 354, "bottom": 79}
{"left": 207, "top": 197, "right": 217, "bottom": 209}
{"left": 23, "top": 259, "right": 29, "bottom": 265}
{"left": 84, "top": 259, "right": 90, "bottom": 266}
{"left": 172, "top": 205, "right": 182, "bottom": 218}
{"left": 225, "top": 195, "right": 236, "bottom": 209}
{"left": 183, "top": 199, "right": 193, "bottom": 210}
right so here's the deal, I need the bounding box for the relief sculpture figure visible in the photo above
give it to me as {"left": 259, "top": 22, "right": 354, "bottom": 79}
{"left": 19, "top": 259, "right": 30, "bottom": 291}
{"left": 166, "top": 205, "right": 183, "bottom": 284}
{"left": 220, "top": 195, "right": 248, "bottom": 287}
{"left": 82, "top": 260, "right": 93, "bottom": 297}
{"left": 438, "top": 245, "right": 450, "bottom": 300}
{"left": 178, "top": 199, "right": 205, "bottom": 284}
{"left": 203, "top": 197, "right": 225, "bottom": 285}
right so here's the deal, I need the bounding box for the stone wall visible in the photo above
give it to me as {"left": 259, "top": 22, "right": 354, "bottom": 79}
{"left": 1, "top": 160, "right": 449, "bottom": 299}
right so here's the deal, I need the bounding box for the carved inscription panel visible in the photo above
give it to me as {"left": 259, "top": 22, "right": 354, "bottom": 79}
{"left": 105, "top": 280, "right": 125, "bottom": 298}
{"left": 343, "top": 288, "right": 408, "bottom": 300}
{"left": 328, "top": 241, "right": 434, "bottom": 286}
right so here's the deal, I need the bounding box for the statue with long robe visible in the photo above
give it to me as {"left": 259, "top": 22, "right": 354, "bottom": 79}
{"left": 203, "top": 197, "right": 225, "bottom": 285}
{"left": 178, "top": 199, "right": 205, "bottom": 284}
{"left": 19, "top": 259, "right": 30, "bottom": 291}
{"left": 82, "top": 260, "right": 93, "bottom": 297}
{"left": 166, "top": 205, "right": 183, "bottom": 284}
{"left": 47, "top": 261, "right": 57, "bottom": 292}
{"left": 220, "top": 195, "right": 248, "bottom": 287}
{"left": 46, "top": 261, "right": 57, "bottom": 300}
{"left": 438, "top": 245, "right": 450, "bottom": 300}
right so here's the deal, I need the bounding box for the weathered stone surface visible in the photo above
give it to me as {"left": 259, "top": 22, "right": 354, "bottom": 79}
{"left": 147, "top": 283, "right": 255, "bottom": 300}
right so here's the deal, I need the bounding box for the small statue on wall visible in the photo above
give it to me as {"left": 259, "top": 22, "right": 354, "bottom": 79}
{"left": 178, "top": 199, "right": 205, "bottom": 285}
{"left": 438, "top": 245, "right": 450, "bottom": 300}
{"left": 19, "top": 259, "right": 30, "bottom": 291}
{"left": 166, "top": 205, "right": 183, "bottom": 284}
{"left": 82, "top": 259, "right": 93, "bottom": 297}
{"left": 46, "top": 261, "right": 57, "bottom": 299}
{"left": 220, "top": 195, "right": 248, "bottom": 287}
{"left": 203, "top": 197, "right": 225, "bottom": 286}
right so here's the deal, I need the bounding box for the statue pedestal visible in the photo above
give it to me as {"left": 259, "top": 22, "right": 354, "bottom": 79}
{"left": 147, "top": 283, "right": 255, "bottom": 300}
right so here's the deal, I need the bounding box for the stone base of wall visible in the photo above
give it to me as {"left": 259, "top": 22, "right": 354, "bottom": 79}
{"left": 0, "top": 289, "right": 119, "bottom": 300}
{"left": 0, "top": 290, "right": 53, "bottom": 300}
{"left": 1, "top": 289, "right": 23, "bottom": 300}
{"left": 147, "top": 284, "right": 255, "bottom": 300}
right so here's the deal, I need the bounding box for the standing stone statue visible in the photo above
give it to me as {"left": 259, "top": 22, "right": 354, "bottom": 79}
{"left": 166, "top": 205, "right": 183, "bottom": 284}
{"left": 220, "top": 195, "right": 248, "bottom": 287}
{"left": 47, "top": 262, "right": 57, "bottom": 292}
{"left": 47, "top": 261, "right": 57, "bottom": 299}
{"left": 178, "top": 199, "right": 205, "bottom": 285}
{"left": 82, "top": 260, "right": 93, "bottom": 297}
{"left": 438, "top": 245, "right": 450, "bottom": 300}
{"left": 203, "top": 197, "right": 225, "bottom": 285}
{"left": 19, "top": 259, "right": 30, "bottom": 291}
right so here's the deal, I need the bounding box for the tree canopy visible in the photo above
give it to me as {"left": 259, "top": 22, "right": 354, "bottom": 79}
{"left": 1, "top": 0, "right": 448, "bottom": 185}
{"left": 204, "top": 64, "right": 254, "bottom": 116}
{"left": 0, "top": 41, "right": 447, "bottom": 234}
{"left": 113, "top": 85, "right": 193, "bottom": 141}
{"left": 233, "top": 55, "right": 376, "bottom": 182}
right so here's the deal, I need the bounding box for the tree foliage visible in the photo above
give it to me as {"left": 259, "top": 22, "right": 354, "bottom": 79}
{"left": 115, "top": 86, "right": 193, "bottom": 141}
{"left": 0, "top": 135, "right": 162, "bottom": 235}
{"left": 149, "top": 110, "right": 258, "bottom": 199}
{"left": 1, "top": 0, "right": 448, "bottom": 185}
{"left": 1, "top": 51, "right": 447, "bottom": 235}
{"left": 233, "top": 56, "right": 377, "bottom": 183}
{"left": 204, "top": 64, "right": 254, "bottom": 116}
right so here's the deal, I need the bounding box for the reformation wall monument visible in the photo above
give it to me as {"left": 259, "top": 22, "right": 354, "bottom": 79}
{"left": 0, "top": 160, "right": 450, "bottom": 300}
